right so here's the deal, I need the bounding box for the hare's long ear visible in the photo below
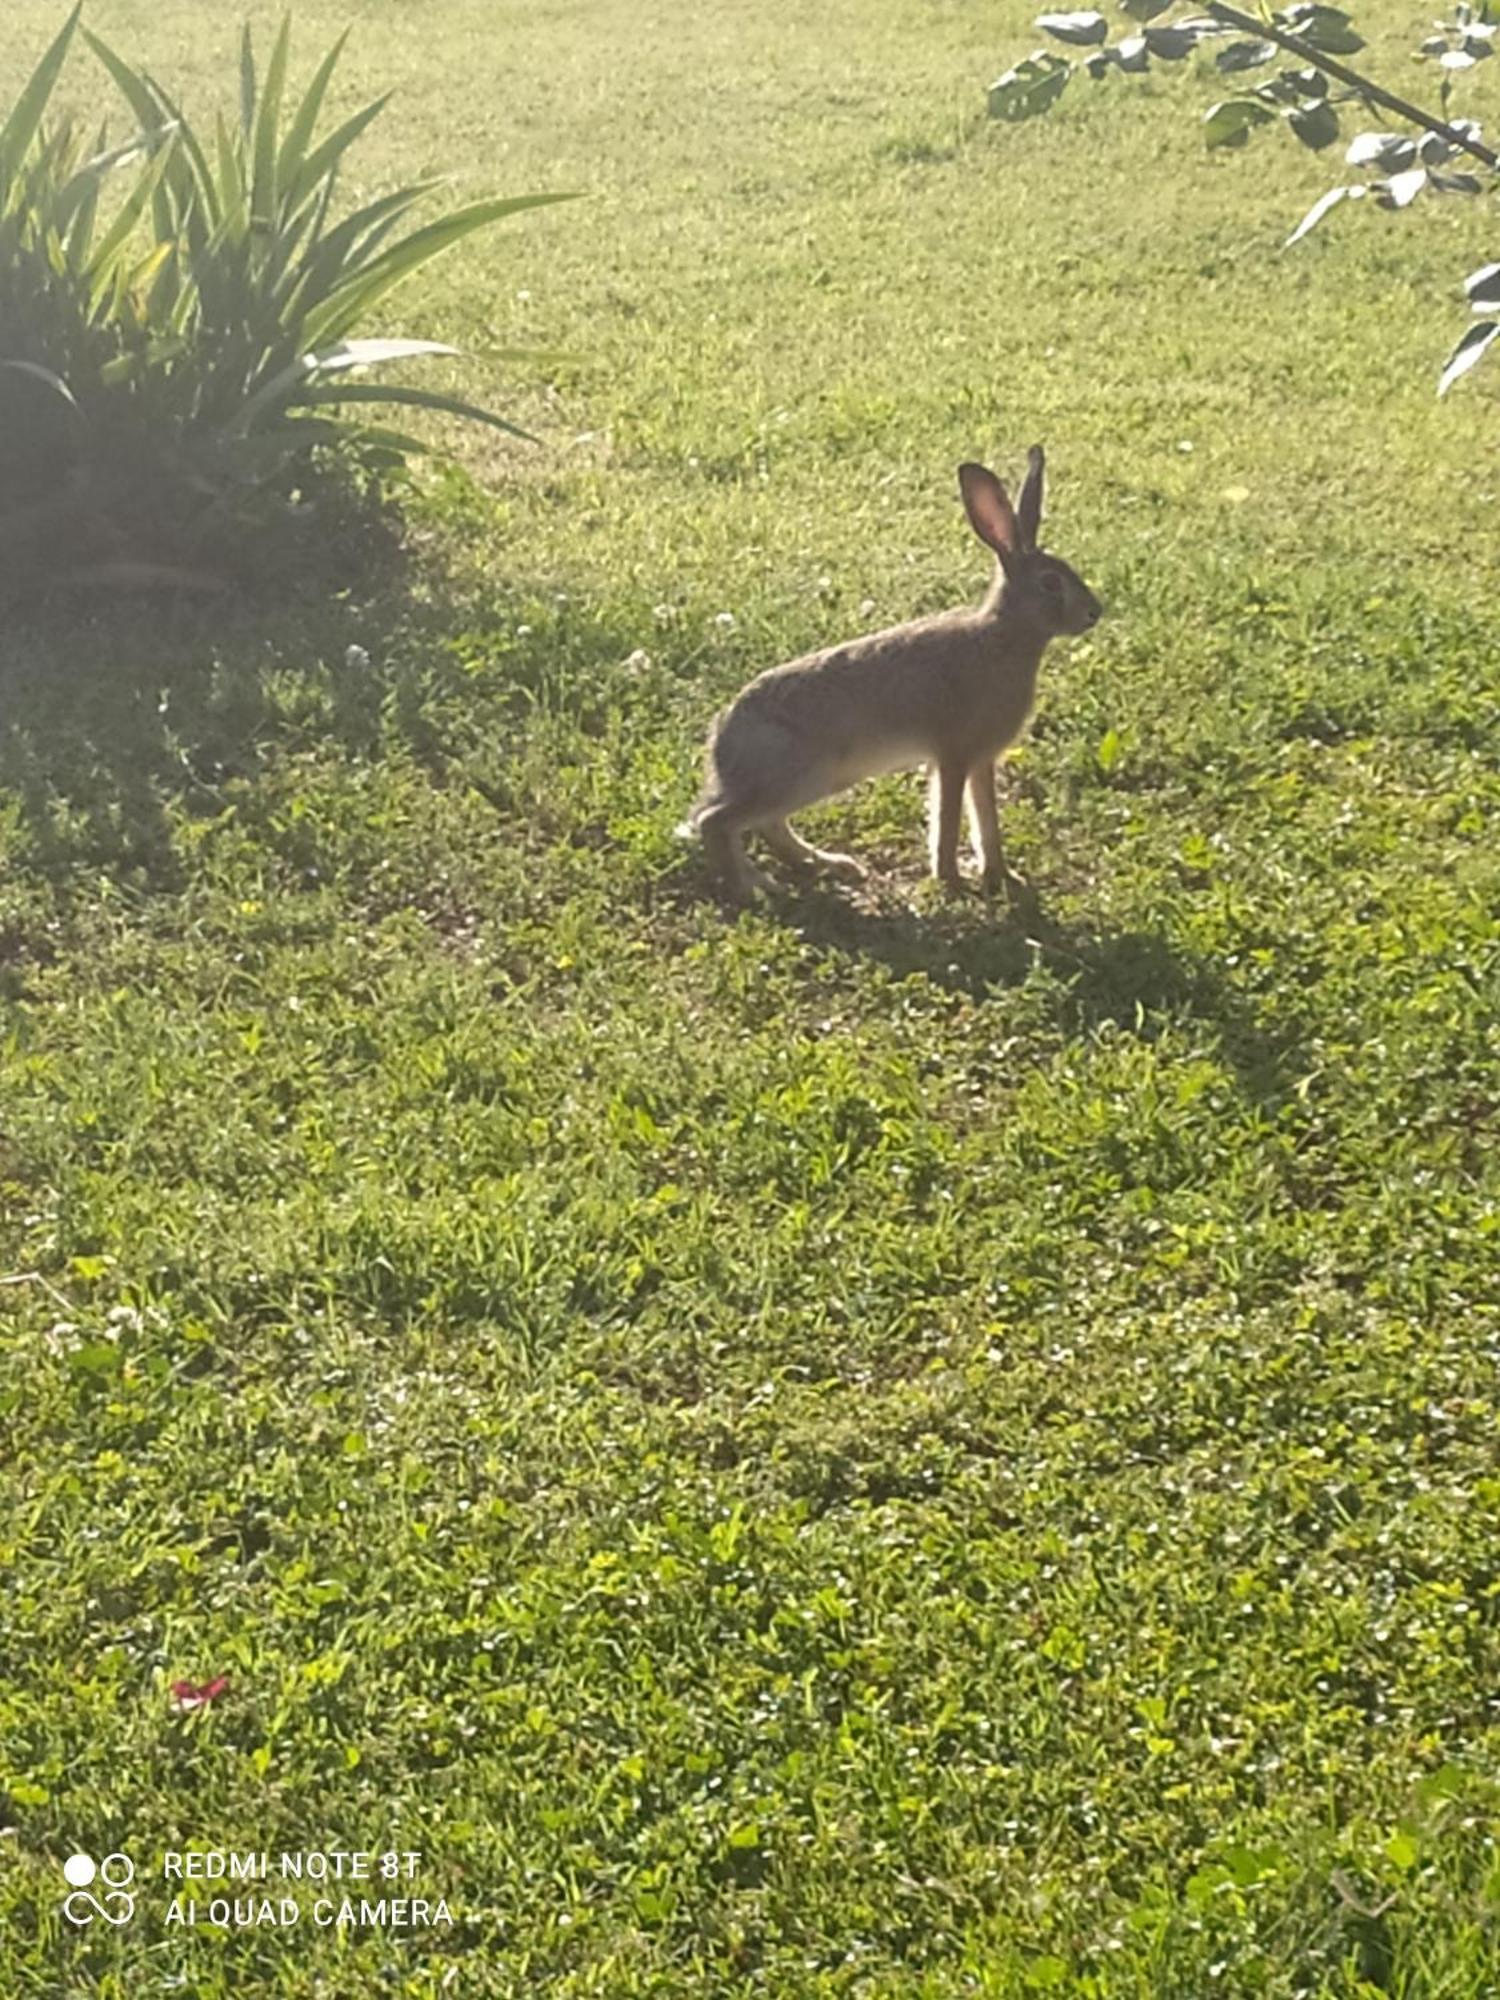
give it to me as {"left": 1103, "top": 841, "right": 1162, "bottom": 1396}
{"left": 1016, "top": 445, "right": 1045, "bottom": 550}
{"left": 959, "top": 462, "right": 1020, "bottom": 571}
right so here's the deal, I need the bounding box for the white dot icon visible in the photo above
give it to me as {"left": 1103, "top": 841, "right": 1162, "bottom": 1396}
{"left": 63, "top": 1854, "right": 96, "bottom": 1888}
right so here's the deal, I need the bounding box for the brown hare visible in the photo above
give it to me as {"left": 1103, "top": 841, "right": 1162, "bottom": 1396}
{"left": 684, "top": 448, "right": 1101, "bottom": 903}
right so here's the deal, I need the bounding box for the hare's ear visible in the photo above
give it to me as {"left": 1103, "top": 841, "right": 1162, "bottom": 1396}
{"left": 959, "top": 462, "right": 1020, "bottom": 568}
{"left": 1016, "top": 445, "right": 1045, "bottom": 550}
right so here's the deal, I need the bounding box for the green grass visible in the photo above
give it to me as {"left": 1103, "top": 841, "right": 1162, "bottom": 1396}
{"left": 4, "top": 1, "right": 1500, "bottom": 1994}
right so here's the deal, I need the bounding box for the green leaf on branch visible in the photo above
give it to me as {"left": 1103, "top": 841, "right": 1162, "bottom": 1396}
{"left": 1204, "top": 96, "right": 1278, "bottom": 147}
{"left": 1276, "top": 4, "right": 1366, "bottom": 54}
{"left": 1251, "top": 65, "right": 1328, "bottom": 104}
{"left": 1345, "top": 131, "right": 1417, "bottom": 170}
{"left": 1143, "top": 22, "right": 1207, "bottom": 58}
{"left": 1288, "top": 101, "right": 1340, "bottom": 148}
{"left": 1115, "top": 34, "right": 1153, "bottom": 68}
{"left": 1438, "top": 317, "right": 1500, "bottom": 392}
{"left": 1285, "top": 181, "right": 1365, "bottom": 243}
{"left": 1118, "top": 0, "right": 1175, "bottom": 20}
{"left": 1036, "top": 10, "right": 1110, "bottom": 45}
{"left": 1465, "top": 262, "right": 1500, "bottom": 310}
{"left": 1250, "top": 64, "right": 1328, "bottom": 104}
{"left": 988, "top": 50, "right": 1074, "bottom": 119}
{"left": 1428, "top": 168, "right": 1484, "bottom": 191}
{"left": 1373, "top": 165, "right": 1427, "bottom": 207}
{"left": 1216, "top": 39, "right": 1277, "bottom": 71}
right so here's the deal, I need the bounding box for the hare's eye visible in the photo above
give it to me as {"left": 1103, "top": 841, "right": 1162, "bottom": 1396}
{"left": 1038, "top": 570, "right": 1063, "bottom": 597}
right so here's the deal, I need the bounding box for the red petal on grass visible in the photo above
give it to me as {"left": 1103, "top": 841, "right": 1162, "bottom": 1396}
{"left": 171, "top": 1675, "right": 230, "bottom": 1707}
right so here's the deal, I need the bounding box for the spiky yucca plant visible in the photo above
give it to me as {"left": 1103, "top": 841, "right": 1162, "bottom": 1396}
{"left": 0, "top": 8, "right": 577, "bottom": 591}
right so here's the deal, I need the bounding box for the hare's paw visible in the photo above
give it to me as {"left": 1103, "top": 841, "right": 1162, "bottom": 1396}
{"left": 757, "top": 822, "right": 865, "bottom": 883}
{"left": 983, "top": 863, "right": 1041, "bottom": 915}
{"left": 810, "top": 847, "right": 867, "bottom": 883}
{"left": 723, "top": 870, "right": 775, "bottom": 908}
{"left": 980, "top": 861, "right": 1027, "bottom": 897}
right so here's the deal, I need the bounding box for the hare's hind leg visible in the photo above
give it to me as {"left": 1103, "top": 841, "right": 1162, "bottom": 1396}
{"left": 760, "top": 819, "right": 866, "bottom": 883}
{"left": 696, "top": 799, "right": 774, "bottom": 904}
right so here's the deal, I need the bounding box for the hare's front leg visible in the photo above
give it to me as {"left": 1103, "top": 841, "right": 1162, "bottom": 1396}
{"left": 967, "top": 759, "right": 1028, "bottom": 899}
{"left": 928, "top": 760, "right": 967, "bottom": 892}
{"left": 967, "top": 759, "right": 1007, "bottom": 890}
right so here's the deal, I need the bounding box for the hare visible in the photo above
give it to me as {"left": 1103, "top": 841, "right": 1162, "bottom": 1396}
{"left": 683, "top": 448, "right": 1101, "bottom": 903}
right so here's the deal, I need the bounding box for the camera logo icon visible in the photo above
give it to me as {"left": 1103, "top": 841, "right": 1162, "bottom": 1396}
{"left": 62, "top": 1852, "right": 136, "bottom": 1926}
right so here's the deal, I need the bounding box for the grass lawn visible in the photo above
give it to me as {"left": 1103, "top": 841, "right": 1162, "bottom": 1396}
{"left": 4, "top": 0, "right": 1500, "bottom": 1992}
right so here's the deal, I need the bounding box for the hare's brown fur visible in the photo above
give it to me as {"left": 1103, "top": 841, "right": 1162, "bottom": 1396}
{"left": 686, "top": 450, "right": 1100, "bottom": 902}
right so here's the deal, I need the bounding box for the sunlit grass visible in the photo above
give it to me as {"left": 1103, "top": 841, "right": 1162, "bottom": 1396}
{"left": 2, "top": 2, "right": 1499, "bottom": 1995}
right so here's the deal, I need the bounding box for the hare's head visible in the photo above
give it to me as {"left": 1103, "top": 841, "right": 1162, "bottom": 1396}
{"left": 959, "top": 450, "right": 1101, "bottom": 637}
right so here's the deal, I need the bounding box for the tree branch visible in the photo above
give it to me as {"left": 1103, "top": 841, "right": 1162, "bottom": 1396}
{"left": 1205, "top": 0, "right": 1500, "bottom": 170}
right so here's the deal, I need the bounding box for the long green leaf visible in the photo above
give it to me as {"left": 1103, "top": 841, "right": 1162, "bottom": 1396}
{"left": 335, "top": 422, "right": 436, "bottom": 459}
{"left": 213, "top": 110, "right": 249, "bottom": 242}
{"left": 275, "top": 29, "right": 348, "bottom": 202}
{"left": 0, "top": 357, "right": 80, "bottom": 408}
{"left": 239, "top": 23, "right": 257, "bottom": 141}
{"left": 97, "top": 334, "right": 189, "bottom": 387}
{"left": 0, "top": 2, "right": 82, "bottom": 194}
{"left": 53, "top": 120, "right": 177, "bottom": 269}
{"left": 302, "top": 191, "right": 582, "bottom": 347}
{"left": 252, "top": 15, "right": 291, "bottom": 222}
{"left": 272, "top": 180, "right": 438, "bottom": 318}
{"left": 236, "top": 335, "right": 465, "bottom": 429}
{"left": 84, "top": 143, "right": 176, "bottom": 304}
{"left": 309, "top": 337, "right": 466, "bottom": 371}
{"left": 152, "top": 82, "right": 219, "bottom": 229}
{"left": 123, "top": 238, "right": 174, "bottom": 305}
{"left": 82, "top": 31, "right": 161, "bottom": 132}
{"left": 80, "top": 123, "right": 179, "bottom": 180}
{"left": 283, "top": 95, "right": 391, "bottom": 214}
{"left": 84, "top": 36, "right": 205, "bottom": 240}
{"left": 287, "top": 379, "right": 540, "bottom": 442}
{"left": 64, "top": 165, "right": 101, "bottom": 268}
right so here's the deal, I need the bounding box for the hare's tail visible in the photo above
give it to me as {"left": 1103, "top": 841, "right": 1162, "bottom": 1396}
{"left": 676, "top": 787, "right": 721, "bottom": 840}
{"left": 677, "top": 735, "right": 728, "bottom": 838}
